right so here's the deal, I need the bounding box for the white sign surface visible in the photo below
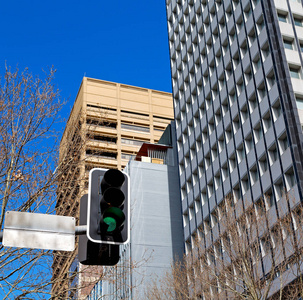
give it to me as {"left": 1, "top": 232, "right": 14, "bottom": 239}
{"left": 3, "top": 211, "right": 75, "bottom": 251}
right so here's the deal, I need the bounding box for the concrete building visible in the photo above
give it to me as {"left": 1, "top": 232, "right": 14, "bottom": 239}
{"left": 166, "top": 0, "right": 303, "bottom": 297}
{"left": 87, "top": 123, "right": 184, "bottom": 300}
{"left": 52, "top": 77, "right": 173, "bottom": 299}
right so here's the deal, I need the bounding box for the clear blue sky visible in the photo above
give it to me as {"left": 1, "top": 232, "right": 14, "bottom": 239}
{"left": 0, "top": 1, "right": 172, "bottom": 120}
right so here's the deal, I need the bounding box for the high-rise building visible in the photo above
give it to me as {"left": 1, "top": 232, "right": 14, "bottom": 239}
{"left": 166, "top": 0, "right": 303, "bottom": 297}
{"left": 52, "top": 77, "right": 173, "bottom": 299}
{"left": 99, "top": 124, "right": 184, "bottom": 299}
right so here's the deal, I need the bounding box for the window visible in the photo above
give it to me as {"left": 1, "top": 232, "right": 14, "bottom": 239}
{"left": 277, "top": 13, "right": 287, "bottom": 23}
{"left": 189, "top": 205, "right": 194, "bottom": 220}
{"left": 285, "top": 168, "right": 296, "bottom": 191}
{"left": 121, "top": 123, "right": 149, "bottom": 132}
{"left": 121, "top": 153, "right": 133, "bottom": 160}
{"left": 87, "top": 118, "right": 117, "bottom": 128}
{"left": 249, "top": 95, "right": 258, "bottom": 113}
{"left": 274, "top": 181, "right": 284, "bottom": 200}
{"left": 255, "top": 199, "right": 265, "bottom": 218}
{"left": 261, "top": 236, "right": 271, "bottom": 257}
{"left": 237, "top": 146, "right": 245, "bottom": 163}
{"left": 254, "top": 124, "right": 263, "bottom": 142}
{"left": 296, "top": 96, "right": 303, "bottom": 109}
{"left": 205, "top": 156, "right": 211, "bottom": 170}
{"left": 194, "top": 197, "right": 201, "bottom": 213}
{"left": 214, "top": 174, "right": 221, "bottom": 190}
{"left": 269, "top": 145, "right": 278, "bottom": 165}
{"left": 265, "top": 190, "right": 275, "bottom": 209}
{"left": 208, "top": 182, "right": 214, "bottom": 197}
{"left": 121, "top": 138, "right": 146, "bottom": 147}
{"left": 183, "top": 213, "right": 189, "bottom": 227}
{"left": 289, "top": 66, "right": 301, "bottom": 79}
{"left": 225, "top": 126, "right": 232, "bottom": 143}
{"left": 211, "top": 210, "right": 219, "bottom": 227}
{"left": 204, "top": 217, "right": 211, "bottom": 234}
{"left": 245, "top": 135, "right": 253, "bottom": 153}
{"left": 259, "top": 155, "right": 268, "bottom": 175}
{"left": 294, "top": 17, "right": 303, "bottom": 27}
{"left": 253, "top": 55, "right": 261, "bottom": 73}
{"left": 272, "top": 100, "right": 282, "bottom": 121}
{"left": 250, "top": 166, "right": 259, "bottom": 185}
{"left": 241, "top": 178, "right": 249, "bottom": 194}
{"left": 218, "top": 137, "right": 225, "bottom": 153}
{"left": 262, "top": 112, "right": 272, "bottom": 133}
{"left": 278, "top": 134, "right": 288, "bottom": 153}
{"left": 212, "top": 147, "right": 218, "bottom": 162}
{"left": 283, "top": 39, "right": 293, "bottom": 50}
{"left": 86, "top": 149, "right": 117, "bottom": 160}
{"left": 202, "top": 190, "right": 207, "bottom": 206}
{"left": 292, "top": 208, "right": 303, "bottom": 230}
{"left": 222, "top": 165, "right": 229, "bottom": 182}
{"left": 229, "top": 157, "right": 236, "bottom": 172}
{"left": 87, "top": 134, "right": 117, "bottom": 144}
{"left": 233, "top": 117, "right": 240, "bottom": 133}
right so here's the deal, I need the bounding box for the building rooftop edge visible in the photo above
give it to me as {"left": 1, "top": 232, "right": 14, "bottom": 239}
{"left": 83, "top": 76, "right": 172, "bottom": 95}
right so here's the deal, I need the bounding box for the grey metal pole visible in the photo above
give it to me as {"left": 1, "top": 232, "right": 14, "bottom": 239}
{"left": 75, "top": 225, "right": 87, "bottom": 235}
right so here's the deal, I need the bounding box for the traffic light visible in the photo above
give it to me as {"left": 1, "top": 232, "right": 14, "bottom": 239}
{"left": 87, "top": 168, "right": 130, "bottom": 245}
{"left": 78, "top": 194, "right": 120, "bottom": 266}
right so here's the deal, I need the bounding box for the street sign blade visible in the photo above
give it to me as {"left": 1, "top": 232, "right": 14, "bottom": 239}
{"left": 3, "top": 211, "right": 75, "bottom": 251}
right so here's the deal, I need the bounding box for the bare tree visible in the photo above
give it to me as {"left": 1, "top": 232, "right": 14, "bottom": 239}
{"left": 146, "top": 193, "right": 303, "bottom": 300}
{"left": 0, "top": 65, "right": 66, "bottom": 299}
{"left": 0, "top": 67, "right": 144, "bottom": 299}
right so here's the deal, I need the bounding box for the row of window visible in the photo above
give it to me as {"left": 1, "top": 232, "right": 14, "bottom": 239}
{"left": 177, "top": 69, "right": 275, "bottom": 152}
{"left": 183, "top": 164, "right": 296, "bottom": 237}
{"left": 87, "top": 134, "right": 148, "bottom": 147}
{"left": 121, "top": 123, "right": 150, "bottom": 132}
{"left": 277, "top": 12, "right": 303, "bottom": 27}
{"left": 179, "top": 95, "right": 283, "bottom": 178}
{"left": 169, "top": 0, "right": 260, "bottom": 30}
{"left": 85, "top": 150, "right": 136, "bottom": 162}
{"left": 87, "top": 118, "right": 152, "bottom": 133}
{"left": 173, "top": 22, "right": 269, "bottom": 123}
{"left": 185, "top": 196, "right": 302, "bottom": 263}
{"left": 171, "top": 1, "right": 265, "bottom": 83}
{"left": 182, "top": 149, "right": 292, "bottom": 207}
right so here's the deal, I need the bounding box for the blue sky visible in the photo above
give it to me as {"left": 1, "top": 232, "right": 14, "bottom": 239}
{"left": 0, "top": 1, "right": 172, "bottom": 121}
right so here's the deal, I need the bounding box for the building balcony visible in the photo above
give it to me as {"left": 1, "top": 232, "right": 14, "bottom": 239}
{"left": 86, "top": 124, "right": 117, "bottom": 135}
{"left": 85, "top": 155, "right": 117, "bottom": 167}
{"left": 86, "top": 139, "right": 117, "bottom": 151}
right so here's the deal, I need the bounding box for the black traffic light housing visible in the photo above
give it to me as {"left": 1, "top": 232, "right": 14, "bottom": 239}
{"left": 87, "top": 168, "right": 130, "bottom": 245}
{"left": 78, "top": 194, "right": 119, "bottom": 266}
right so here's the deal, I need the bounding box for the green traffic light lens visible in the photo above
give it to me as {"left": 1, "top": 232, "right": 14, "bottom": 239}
{"left": 103, "top": 217, "right": 117, "bottom": 232}
{"left": 103, "top": 207, "right": 125, "bottom": 232}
